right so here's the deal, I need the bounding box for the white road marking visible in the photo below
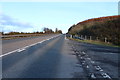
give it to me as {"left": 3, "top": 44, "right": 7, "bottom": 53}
{"left": 82, "top": 51, "right": 86, "bottom": 55}
{"left": 72, "top": 48, "right": 112, "bottom": 79}
{"left": 0, "top": 49, "right": 18, "bottom": 57}
{"left": 0, "top": 34, "right": 61, "bottom": 57}
{"left": 91, "top": 61, "right": 95, "bottom": 64}
{"left": 101, "top": 72, "right": 111, "bottom": 79}
{"left": 80, "top": 57, "right": 83, "bottom": 59}
{"left": 95, "top": 66, "right": 102, "bottom": 71}
{"left": 99, "top": 69, "right": 103, "bottom": 71}
{"left": 17, "top": 48, "right": 26, "bottom": 52}
{"left": 75, "top": 51, "right": 79, "bottom": 54}
{"left": 87, "top": 58, "right": 91, "bottom": 60}
{"left": 91, "top": 73, "right": 96, "bottom": 79}
{"left": 94, "top": 66, "right": 111, "bottom": 79}
{"left": 86, "top": 65, "right": 89, "bottom": 68}
{"left": 82, "top": 63, "right": 85, "bottom": 65}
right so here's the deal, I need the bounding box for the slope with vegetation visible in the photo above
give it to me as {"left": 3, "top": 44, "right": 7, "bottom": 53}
{"left": 68, "top": 15, "right": 120, "bottom": 46}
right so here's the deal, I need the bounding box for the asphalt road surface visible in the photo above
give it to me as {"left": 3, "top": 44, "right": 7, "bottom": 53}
{"left": 1, "top": 34, "right": 120, "bottom": 79}
{"left": 70, "top": 39, "right": 120, "bottom": 80}
{"left": 2, "top": 34, "right": 59, "bottom": 54}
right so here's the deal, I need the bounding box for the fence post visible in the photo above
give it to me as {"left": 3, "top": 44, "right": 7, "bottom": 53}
{"left": 81, "top": 35, "right": 83, "bottom": 39}
{"left": 85, "top": 35, "right": 87, "bottom": 40}
{"left": 96, "top": 37, "right": 98, "bottom": 41}
{"left": 70, "top": 35, "right": 72, "bottom": 38}
{"left": 105, "top": 37, "right": 107, "bottom": 43}
{"left": 90, "top": 36, "right": 92, "bottom": 40}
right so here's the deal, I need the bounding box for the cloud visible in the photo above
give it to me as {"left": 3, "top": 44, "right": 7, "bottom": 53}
{"left": 0, "top": 14, "right": 34, "bottom": 33}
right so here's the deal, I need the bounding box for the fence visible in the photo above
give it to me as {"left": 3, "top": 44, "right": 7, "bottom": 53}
{"left": 66, "top": 34, "right": 110, "bottom": 43}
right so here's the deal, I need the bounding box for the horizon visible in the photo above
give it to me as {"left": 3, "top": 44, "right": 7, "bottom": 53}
{"left": 0, "top": 2, "right": 118, "bottom": 33}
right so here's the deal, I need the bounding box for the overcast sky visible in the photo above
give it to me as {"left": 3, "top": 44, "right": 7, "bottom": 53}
{"left": 0, "top": 1, "right": 119, "bottom": 33}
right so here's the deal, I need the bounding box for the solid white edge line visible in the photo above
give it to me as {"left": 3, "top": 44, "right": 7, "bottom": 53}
{"left": 17, "top": 48, "right": 26, "bottom": 52}
{"left": 0, "top": 49, "right": 18, "bottom": 57}
{"left": 0, "top": 34, "right": 61, "bottom": 57}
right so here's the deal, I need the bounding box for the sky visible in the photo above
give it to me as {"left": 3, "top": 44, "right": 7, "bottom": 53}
{"left": 0, "top": 1, "right": 119, "bottom": 33}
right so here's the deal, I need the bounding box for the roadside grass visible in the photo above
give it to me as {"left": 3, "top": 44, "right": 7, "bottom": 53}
{"left": 2, "top": 35, "right": 39, "bottom": 40}
{"left": 2, "top": 36, "right": 29, "bottom": 40}
{"left": 2, "top": 34, "right": 45, "bottom": 40}
{"left": 68, "top": 37, "right": 120, "bottom": 48}
{"left": 2, "top": 33, "right": 61, "bottom": 40}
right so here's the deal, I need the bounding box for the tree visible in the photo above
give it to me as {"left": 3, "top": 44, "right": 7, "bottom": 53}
{"left": 55, "top": 28, "right": 58, "bottom": 33}
{"left": 0, "top": 32, "right": 4, "bottom": 35}
{"left": 43, "top": 27, "right": 54, "bottom": 34}
{"left": 55, "top": 28, "right": 62, "bottom": 34}
{"left": 58, "top": 30, "right": 62, "bottom": 34}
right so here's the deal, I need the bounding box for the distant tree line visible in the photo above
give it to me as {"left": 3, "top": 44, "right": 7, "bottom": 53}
{"left": 1, "top": 27, "right": 62, "bottom": 35}
{"left": 43, "top": 27, "right": 54, "bottom": 34}
{"left": 0, "top": 31, "right": 44, "bottom": 35}
{"left": 43, "top": 27, "right": 62, "bottom": 34}
{"left": 68, "top": 15, "right": 120, "bottom": 45}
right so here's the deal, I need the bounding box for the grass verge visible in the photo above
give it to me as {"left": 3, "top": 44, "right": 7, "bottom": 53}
{"left": 68, "top": 37, "right": 120, "bottom": 48}
{"left": 2, "top": 35, "right": 40, "bottom": 40}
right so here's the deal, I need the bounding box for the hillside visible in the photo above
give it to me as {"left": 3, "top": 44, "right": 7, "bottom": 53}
{"left": 68, "top": 15, "right": 120, "bottom": 45}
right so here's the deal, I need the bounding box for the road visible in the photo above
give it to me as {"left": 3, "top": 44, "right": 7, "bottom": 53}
{"left": 70, "top": 40, "right": 120, "bottom": 79}
{"left": 2, "top": 34, "right": 59, "bottom": 54}
{"left": 1, "top": 34, "right": 120, "bottom": 79}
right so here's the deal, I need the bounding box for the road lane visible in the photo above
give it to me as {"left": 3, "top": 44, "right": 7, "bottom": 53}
{"left": 2, "top": 35, "right": 85, "bottom": 78}
{"left": 2, "top": 34, "right": 59, "bottom": 54}
{"left": 2, "top": 35, "right": 119, "bottom": 79}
